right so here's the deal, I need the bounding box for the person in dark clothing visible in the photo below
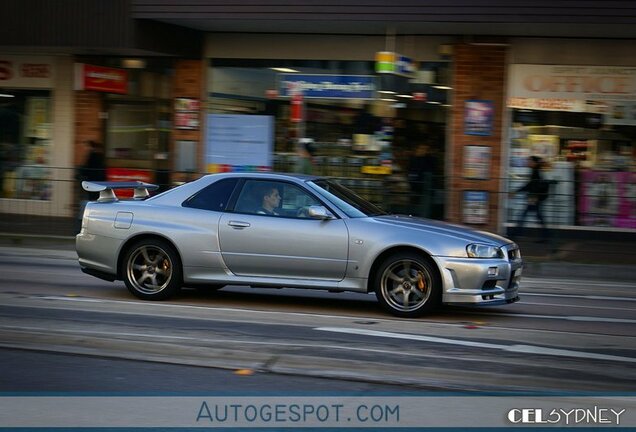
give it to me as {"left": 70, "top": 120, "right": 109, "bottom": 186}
{"left": 511, "top": 155, "right": 551, "bottom": 241}
{"left": 78, "top": 141, "right": 106, "bottom": 182}
{"left": 77, "top": 140, "right": 106, "bottom": 201}
{"left": 407, "top": 143, "right": 436, "bottom": 218}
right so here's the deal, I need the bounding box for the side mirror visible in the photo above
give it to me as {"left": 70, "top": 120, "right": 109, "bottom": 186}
{"left": 307, "top": 205, "right": 334, "bottom": 220}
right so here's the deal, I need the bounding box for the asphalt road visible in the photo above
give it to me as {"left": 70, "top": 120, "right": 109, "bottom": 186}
{"left": 1, "top": 246, "right": 635, "bottom": 393}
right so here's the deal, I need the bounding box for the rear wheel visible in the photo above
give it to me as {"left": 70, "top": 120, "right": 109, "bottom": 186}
{"left": 374, "top": 252, "right": 441, "bottom": 317}
{"left": 122, "top": 238, "right": 182, "bottom": 300}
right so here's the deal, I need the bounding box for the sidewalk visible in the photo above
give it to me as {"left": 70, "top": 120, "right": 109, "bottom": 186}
{"left": 1, "top": 215, "right": 635, "bottom": 282}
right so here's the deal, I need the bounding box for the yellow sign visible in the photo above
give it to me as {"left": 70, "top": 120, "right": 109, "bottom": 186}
{"left": 361, "top": 166, "right": 392, "bottom": 175}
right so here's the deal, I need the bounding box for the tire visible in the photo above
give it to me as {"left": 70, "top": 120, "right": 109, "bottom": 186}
{"left": 122, "top": 238, "right": 182, "bottom": 300}
{"left": 373, "top": 251, "right": 441, "bottom": 317}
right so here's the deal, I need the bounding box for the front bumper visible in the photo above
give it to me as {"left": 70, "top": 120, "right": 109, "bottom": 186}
{"left": 436, "top": 245, "right": 522, "bottom": 306}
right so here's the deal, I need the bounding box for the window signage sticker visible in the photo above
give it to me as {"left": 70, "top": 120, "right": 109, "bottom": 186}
{"left": 278, "top": 74, "right": 376, "bottom": 99}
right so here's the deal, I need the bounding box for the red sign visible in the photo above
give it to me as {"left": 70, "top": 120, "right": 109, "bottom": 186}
{"left": 413, "top": 92, "right": 427, "bottom": 102}
{"left": 106, "top": 168, "right": 154, "bottom": 198}
{"left": 77, "top": 64, "right": 128, "bottom": 94}
{"left": 290, "top": 93, "right": 304, "bottom": 123}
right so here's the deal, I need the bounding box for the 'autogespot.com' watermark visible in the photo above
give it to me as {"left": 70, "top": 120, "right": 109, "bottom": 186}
{"left": 508, "top": 406, "right": 626, "bottom": 426}
{"left": 196, "top": 401, "right": 399, "bottom": 424}
{"left": 0, "top": 395, "right": 633, "bottom": 429}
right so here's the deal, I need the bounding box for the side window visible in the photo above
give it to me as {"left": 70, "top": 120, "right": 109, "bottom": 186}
{"left": 182, "top": 178, "right": 238, "bottom": 212}
{"left": 234, "top": 180, "right": 321, "bottom": 218}
{"left": 279, "top": 183, "right": 321, "bottom": 217}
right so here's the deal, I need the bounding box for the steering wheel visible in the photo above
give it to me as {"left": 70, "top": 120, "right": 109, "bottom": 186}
{"left": 296, "top": 206, "right": 310, "bottom": 218}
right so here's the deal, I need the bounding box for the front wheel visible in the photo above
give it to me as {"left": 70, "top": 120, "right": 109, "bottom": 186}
{"left": 122, "top": 238, "right": 182, "bottom": 300}
{"left": 373, "top": 252, "right": 441, "bottom": 317}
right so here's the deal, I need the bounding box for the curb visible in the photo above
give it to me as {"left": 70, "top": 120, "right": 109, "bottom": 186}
{"left": 522, "top": 261, "right": 636, "bottom": 282}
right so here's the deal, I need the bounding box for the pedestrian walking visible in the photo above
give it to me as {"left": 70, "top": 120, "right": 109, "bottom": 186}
{"left": 511, "top": 155, "right": 552, "bottom": 242}
{"left": 295, "top": 138, "right": 316, "bottom": 175}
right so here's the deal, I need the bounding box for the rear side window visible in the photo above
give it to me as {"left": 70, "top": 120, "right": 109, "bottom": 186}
{"left": 183, "top": 178, "right": 238, "bottom": 212}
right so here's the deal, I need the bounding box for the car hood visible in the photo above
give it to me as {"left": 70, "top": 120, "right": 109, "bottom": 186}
{"left": 372, "top": 215, "right": 512, "bottom": 246}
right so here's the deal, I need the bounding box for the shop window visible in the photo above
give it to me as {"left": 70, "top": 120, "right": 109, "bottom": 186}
{"left": 0, "top": 89, "right": 52, "bottom": 200}
{"left": 507, "top": 109, "right": 635, "bottom": 229}
{"left": 106, "top": 102, "right": 154, "bottom": 160}
{"left": 207, "top": 59, "right": 450, "bottom": 219}
{"left": 105, "top": 99, "right": 171, "bottom": 161}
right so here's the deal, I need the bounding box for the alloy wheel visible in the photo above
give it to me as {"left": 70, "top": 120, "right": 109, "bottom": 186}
{"left": 380, "top": 258, "right": 432, "bottom": 313}
{"left": 127, "top": 245, "right": 173, "bottom": 294}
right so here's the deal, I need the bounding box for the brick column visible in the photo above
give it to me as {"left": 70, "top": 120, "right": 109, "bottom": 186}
{"left": 172, "top": 59, "right": 204, "bottom": 182}
{"left": 449, "top": 44, "right": 507, "bottom": 233}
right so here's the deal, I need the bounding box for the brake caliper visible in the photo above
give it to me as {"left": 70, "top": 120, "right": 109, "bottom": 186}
{"left": 417, "top": 271, "right": 426, "bottom": 291}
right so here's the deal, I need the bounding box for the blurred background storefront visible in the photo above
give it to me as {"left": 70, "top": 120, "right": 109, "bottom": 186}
{"left": 505, "top": 39, "right": 636, "bottom": 232}
{"left": 74, "top": 57, "right": 175, "bottom": 190}
{"left": 2, "top": 1, "right": 636, "bottom": 238}
{"left": 0, "top": 55, "right": 74, "bottom": 216}
{"left": 205, "top": 35, "right": 453, "bottom": 219}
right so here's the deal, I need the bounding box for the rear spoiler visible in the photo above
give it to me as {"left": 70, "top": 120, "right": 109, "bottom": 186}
{"left": 82, "top": 181, "right": 159, "bottom": 202}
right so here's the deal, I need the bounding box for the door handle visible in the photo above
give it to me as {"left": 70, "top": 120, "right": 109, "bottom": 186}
{"left": 228, "top": 220, "right": 251, "bottom": 229}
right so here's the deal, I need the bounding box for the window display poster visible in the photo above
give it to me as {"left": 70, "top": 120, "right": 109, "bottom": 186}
{"left": 174, "top": 97, "right": 200, "bottom": 130}
{"left": 509, "top": 147, "right": 531, "bottom": 171}
{"left": 206, "top": 114, "right": 273, "bottom": 172}
{"left": 25, "top": 97, "right": 51, "bottom": 139}
{"left": 463, "top": 145, "right": 491, "bottom": 179}
{"left": 175, "top": 112, "right": 199, "bottom": 130}
{"left": 175, "top": 98, "right": 200, "bottom": 112}
{"left": 464, "top": 100, "right": 493, "bottom": 136}
{"left": 528, "top": 134, "right": 559, "bottom": 162}
{"left": 579, "top": 171, "right": 636, "bottom": 228}
{"left": 463, "top": 190, "right": 489, "bottom": 225}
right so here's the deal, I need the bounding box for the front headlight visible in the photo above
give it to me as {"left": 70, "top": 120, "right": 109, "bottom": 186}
{"left": 466, "top": 244, "right": 503, "bottom": 259}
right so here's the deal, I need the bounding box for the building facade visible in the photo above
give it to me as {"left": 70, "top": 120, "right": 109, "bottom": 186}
{"left": 1, "top": 1, "right": 635, "bottom": 235}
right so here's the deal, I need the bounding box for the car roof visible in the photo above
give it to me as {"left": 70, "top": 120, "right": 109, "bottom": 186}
{"left": 147, "top": 171, "right": 325, "bottom": 205}
{"left": 202, "top": 172, "right": 321, "bottom": 182}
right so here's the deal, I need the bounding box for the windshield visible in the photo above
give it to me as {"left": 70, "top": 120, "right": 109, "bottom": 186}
{"left": 308, "top": 179, "right": 388, "bottom": 218}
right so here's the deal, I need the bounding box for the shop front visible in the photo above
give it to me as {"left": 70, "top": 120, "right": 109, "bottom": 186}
{"left": 74, "top": 58, "right": 175, "bottom": 192}
{"left": 506, "top": 63, "right": 636, "bottom": 232}
{"left": 0, "top": 55, "right": 74, "bottom": 217}
{"left": 0, "top": 56, "right": 54, "bottom": 201}
{"left": 205, "top": 51, "right": 451, "bottom": 219}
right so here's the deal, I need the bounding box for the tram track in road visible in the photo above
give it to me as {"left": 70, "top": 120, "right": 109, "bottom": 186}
{"left": 1, "top": 251, "right": 635, "bottom": 392}
{"left": 0, "top": 292, "right": 635, "bottom": 393}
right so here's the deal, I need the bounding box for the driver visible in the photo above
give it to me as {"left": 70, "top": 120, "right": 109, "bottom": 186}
{"left": 256, "top": 186, "right": 281, "bottom": 216}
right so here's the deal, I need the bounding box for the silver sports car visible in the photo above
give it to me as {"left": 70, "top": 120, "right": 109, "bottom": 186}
{"left": 76, "top": 172, "right": 522, "bottom": 317}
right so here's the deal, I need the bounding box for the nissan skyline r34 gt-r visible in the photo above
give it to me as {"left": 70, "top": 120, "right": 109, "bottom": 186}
{"left": 76, "top": 172, "right": 522, "bottom": 317}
